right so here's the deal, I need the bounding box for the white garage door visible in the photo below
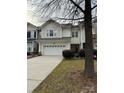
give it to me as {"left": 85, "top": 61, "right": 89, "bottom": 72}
{"left": 43, "top": 44, "right": 66, "bottom": 55}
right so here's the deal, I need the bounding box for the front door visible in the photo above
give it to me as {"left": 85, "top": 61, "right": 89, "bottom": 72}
{"left": 71, "top": 44, "right": 79, "bottom": 53}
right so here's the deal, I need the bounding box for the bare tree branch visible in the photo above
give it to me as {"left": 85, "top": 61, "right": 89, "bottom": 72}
{"left": 69, "top": 0, "right": 85, "bottom": 13}
{"left": 31, "top": 0, "right": 96, "bottom": 23}
{"left": 91, "top": 5, "right": 97, "bottom": 10}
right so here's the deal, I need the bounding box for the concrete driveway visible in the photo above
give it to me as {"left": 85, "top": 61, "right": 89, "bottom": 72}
{"left": 27, "top": 56, "right": 63, "bottom": 93}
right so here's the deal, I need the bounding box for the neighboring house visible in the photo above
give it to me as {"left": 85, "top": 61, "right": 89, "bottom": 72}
{"left": 92, "top": 18, "right": 97, "bottom": 50}
{"left": 37, "top": 19, "right": 97, "bottom": 56}
{"left": 27, "top": 22, "right": 38, "bottom": 54}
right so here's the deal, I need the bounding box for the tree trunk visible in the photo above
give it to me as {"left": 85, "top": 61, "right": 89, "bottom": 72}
{"left": 84, "top": 0, "right": 94, "bottom": 76}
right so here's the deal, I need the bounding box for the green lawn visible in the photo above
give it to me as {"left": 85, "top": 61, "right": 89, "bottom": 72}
{"left": 33, "top": 59, "right": 97, "bottom": 93}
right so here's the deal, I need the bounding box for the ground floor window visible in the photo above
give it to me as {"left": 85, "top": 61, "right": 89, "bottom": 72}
{"left": 28, "top": 47, "right": 31, "bottom": 52}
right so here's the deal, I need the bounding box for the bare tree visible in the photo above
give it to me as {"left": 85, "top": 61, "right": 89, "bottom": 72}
{"left": 31, "top": 0, "right": 97, "bottom": 76}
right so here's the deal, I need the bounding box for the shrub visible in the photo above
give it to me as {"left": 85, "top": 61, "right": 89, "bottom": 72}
{"left": 62, "top": 50, "right": 74, "bottom": 59}
{"left": 27, "top": 52, "right": 31, "bottom": 55}
{"left": 79, "top": 49, "right": 85, "bottom": 57}
{"left": 93, "top": 49, "right": 97, "bottom": 60}
{"left": 38, "top": 52, "right": 42, "bottom": 56}
{"left": 79, "top": 49, "right": 97, "bottom": 59}
{"left": 33, "top": 52, "right": 38, "bottom": 55}
{"left": 93, "top": 49, "right": 97, "bottom": 55}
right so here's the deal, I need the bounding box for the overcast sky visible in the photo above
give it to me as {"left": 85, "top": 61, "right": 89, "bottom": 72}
{"left": 27, "top": 0, "right": 66, "bottom": 26}
{"left": 27, "top": 0, "right": 43, "bottom": 26}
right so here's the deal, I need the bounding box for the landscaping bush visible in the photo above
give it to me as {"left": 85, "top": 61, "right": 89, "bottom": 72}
{"left": 27, "top": 52, "right": 31, "bottom": 55}
{"left": 79, "top": 49, "right": 85, "bottom": 57}
{"left": 93, "top": 49, "right": 97, "bottom": 55}
{"left": 79, "top": 49, "right": 97, "bottom": 59}
{"left": 62, "top": 50, "right": 74, "bottom": 59}
{"left": 38, "top": 52, "right": 42, "bottom": 56}
{"left": 33, "top": 52, "right": 39, "bottom": 55}
{"left": 93, "top": 49, "right": 97, "bottom": 60}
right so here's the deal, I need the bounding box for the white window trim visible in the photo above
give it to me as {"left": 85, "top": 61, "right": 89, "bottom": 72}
{"left": 72, "top": 31, "right": 78, "bottom": 37}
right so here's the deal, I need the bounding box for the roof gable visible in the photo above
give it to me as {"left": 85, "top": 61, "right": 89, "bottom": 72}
{"left": 40, "top": 19, "right": 61, "bottom": 28}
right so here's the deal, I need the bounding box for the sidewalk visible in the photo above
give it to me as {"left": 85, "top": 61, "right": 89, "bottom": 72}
{"left": 27, "top": 56, "right": 63, "bottom": 93}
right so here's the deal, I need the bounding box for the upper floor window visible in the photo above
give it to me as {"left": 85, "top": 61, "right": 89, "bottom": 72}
{"left": 72, "top": 32, "right": 74, "bottom": 37}
{"left": 34, "top": 31, "right": 36, "bottom": 38}
{"left": 50, "top": 30, "right": 53, "bottom": 36}
{"left": 75, "top": 32, "right": 78, "bottom": 37}
{"left": 27, "top": 32, "right": 31, "bottom": 38}
{"left": 46, "top": 29, "right": 56, "bottom": 37}
{"left": 72, "top": 31, "right": 78, "bottom": 37}
{"left": 47, "top": 33, "right": 49, "bottom": 37}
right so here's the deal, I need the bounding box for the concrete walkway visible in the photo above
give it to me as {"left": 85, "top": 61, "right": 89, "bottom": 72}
{"left": 27, "top": 56, "right": 63, "bottom": 93}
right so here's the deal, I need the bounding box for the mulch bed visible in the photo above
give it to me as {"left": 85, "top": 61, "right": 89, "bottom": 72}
{"left": 27, "top": 55, "right": 40, "bottom": 59}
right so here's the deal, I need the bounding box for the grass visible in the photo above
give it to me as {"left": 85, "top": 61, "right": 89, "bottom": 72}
{"left": 33, "top": 59, "right": 97, "bottom": 93}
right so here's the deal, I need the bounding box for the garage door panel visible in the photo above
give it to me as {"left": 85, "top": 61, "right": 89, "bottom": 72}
{"left": 43, "top": 44, "right": 66, "bottom": 55}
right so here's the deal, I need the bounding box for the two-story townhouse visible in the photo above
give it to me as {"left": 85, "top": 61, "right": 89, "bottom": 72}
{"left": 37, "top": 20, "right": 71, "bottom": 55}
{"left": 27, "top": 22, "right": 38, "bottom": 54}
{"left": 37, "top": 19, "right": 97, "bottom": 56}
